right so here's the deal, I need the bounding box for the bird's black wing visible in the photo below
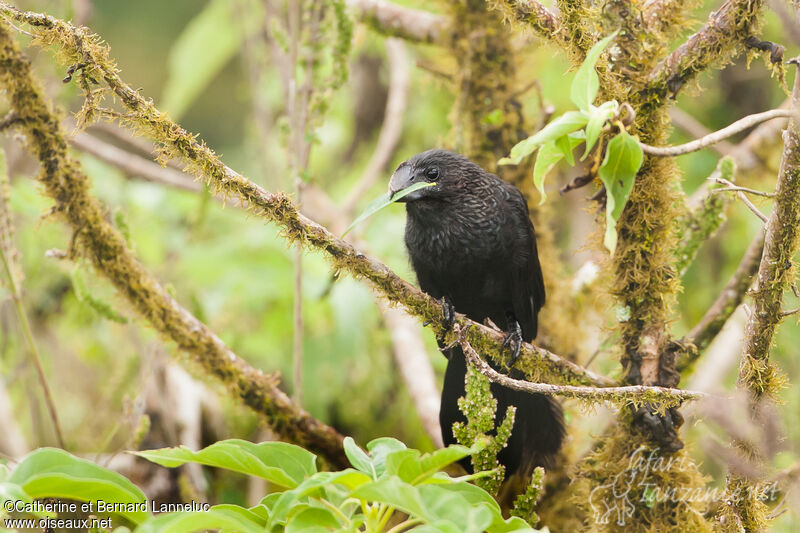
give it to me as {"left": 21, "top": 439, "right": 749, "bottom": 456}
{"left": 505, "top": 185, "right": 546, "bottom": 341}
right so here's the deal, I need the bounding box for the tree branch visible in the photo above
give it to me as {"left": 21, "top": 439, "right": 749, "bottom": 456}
{"left": 0, "top": 20, "right": 349, "bottom": 467}
{"left": 640, "top": 109, "right": 795, "bottom": 157}
{"left": 70, "top": 132, "right": 201, "bottom": 193}
{"left": 646, "top": 0, "right": 765, "bottom": 98}
{"left": 490, "top": 0, "right": 566, "bottom": 46}
{"left": 346, "top": 0, "right": 447, "bottom": 45}
{"left": 738, "top": 65, "right": 800, "bottom": 399}
{"left": 456, "top": 325, "right": 709, "bottom": 406}
{"left": 0, "top": 5, "right": 613, "bottom": 389}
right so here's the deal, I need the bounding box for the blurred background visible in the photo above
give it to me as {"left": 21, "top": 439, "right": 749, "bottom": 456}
{"left": 0, "top": 0, "right": 798, "bottom": 529}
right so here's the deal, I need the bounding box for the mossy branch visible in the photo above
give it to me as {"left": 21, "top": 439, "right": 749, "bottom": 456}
{"left": 738, "top": 66, "right": 800, "bottom": 401}
{"left": 674, "top": 157, "right": 734, "bottom": 278}
{"left": 646, "top": 0, "right": 765, "bottom": 98}
{"left": 456, "top": 325, "right": 709, "bottom": 408}
{"left": 489, "top": 0, "right": 567, "bottom": 48}
{"left": 0, "top": 3, "right": 613, "bottom": 389}
{"left": 0, "top": 20, "right": 348, "bottom": 467}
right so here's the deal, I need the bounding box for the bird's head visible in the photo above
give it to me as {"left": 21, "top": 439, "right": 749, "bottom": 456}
{"left": 388, "top": 149, "right": 475, "bottom": 203}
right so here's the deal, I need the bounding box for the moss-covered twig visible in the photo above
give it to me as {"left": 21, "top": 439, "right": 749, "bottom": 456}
{"left": 489, "top": 0, "right": 567, "bottom": 47}
{"left": 456, "top": 325, "right": 709, "bottom": 408}
{"left": 646, "top": 0, "right": 765, "bottom": 98}
{"left": 678, "top": 228, "right": 765, "bottom": 371}
{"left": 0, "top": 20, "right": 348, "bottom": 467}
{"left": 674, "top": 157, "right": 734, "bottom": 277}
{"left": 346, "top": 0, "right": 447, "bottom": 45}
{"left": 640, "top": 109, "right": 795, "bottom": 156}
{"left": 0, "top": 4, "right": 613, "bottom": 391}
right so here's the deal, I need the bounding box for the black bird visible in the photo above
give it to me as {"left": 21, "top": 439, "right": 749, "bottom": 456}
{"left": 389, "top": 149, "right": 564, "bottom": 479}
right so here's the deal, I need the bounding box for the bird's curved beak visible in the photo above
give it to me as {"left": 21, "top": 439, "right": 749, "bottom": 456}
{"left": 388, "top": 165, "right": 419, "bottom": 202}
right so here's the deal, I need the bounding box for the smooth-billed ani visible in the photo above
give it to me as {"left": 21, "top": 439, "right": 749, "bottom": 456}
{"left": 389, "top": 149, "right": 564, "bottom": 479}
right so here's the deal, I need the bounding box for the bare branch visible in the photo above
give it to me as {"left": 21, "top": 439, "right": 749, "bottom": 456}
{"left": 70, "top": 132, "right": 201, "bottom": 192}
{"left": 456, "top": 325, "right": 709, "bottom": 405}
{"left": 346, "top": 0, "right": 447, "bottom": 45}
{"left": 714, "top": 176, "right": 770, "bottom": 223}
{"left": 668, "top": 106, "right": 737, "bottom": 157}
{"left": 640, "top": 109, "right": 795, "bottom": 157}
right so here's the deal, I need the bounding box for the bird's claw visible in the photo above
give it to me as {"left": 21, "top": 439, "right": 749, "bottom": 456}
{"left": 501, "top": 319, "right": 523, "bottom": 370}
{"left": 436, "top": 296, "right": 456, "bottom": 344}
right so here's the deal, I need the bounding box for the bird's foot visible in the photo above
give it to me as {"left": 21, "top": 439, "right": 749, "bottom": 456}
{"left": 501, "top": 318, "right": 523, "bottom": 370}
{"left": 436, "top": 296, "right": 456, "bottom": 345}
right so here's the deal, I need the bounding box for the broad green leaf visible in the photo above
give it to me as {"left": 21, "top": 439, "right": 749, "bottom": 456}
{"left": 351, "top": 477, "right": 428, "bottom": 518}
{"left": 8, "top": 449, "right": 147, "bottom": 524}
{"left": 583, "top": 100, "right": 619, "bottom": 159}
{"left": 570, "top": 31, "right": 620, "bottom": 111}
{"left": 385, "top": 444, "right": 477, "bottom": 485}
{"left": 499, "top": 111, "right": 589, "bottom": 166}
{"left": 134, "top": 439, "right": 317, "bottom": 489}
{"left": 343, "top": 437, "right": 376, "bottom": 479}
{"left": 598, "top": 130, "right": 644, "bottom": 254}
{"left": 554, "top": 134, "right": 575, "bottom": 166}
{"left": 266, "top": 470, "right": 370, "bottom": 528}
{"left": 161, "top": 0, "right": 250, "bottom": 119}
{"left": 134, "top": 507, "right": 263, "bottom": 533}
{"left": 533, "top": 141, "right": 564, "bottom": 205}
{"left": 342, "top": 181, "right": 435, "bottom": 236}
{"left": 285, "top": 506, "right": 341, "bottom": 532}
{"left": 366, "top": 437, "right": 407, "bottom": 478}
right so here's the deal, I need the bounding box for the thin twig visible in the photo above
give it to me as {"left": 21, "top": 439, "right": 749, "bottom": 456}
{"left": 456, "top": 325, "right": 709, "bottom": 404}
{"left": 0, "top": 219, "right": 66, "bottom": 449}
{"left": 640, "top": 109, "right": 796, "bottom": 157}
{"left": 712, "top": 176, "right": 769, "bottom": 222}
{"left": 668, "top": 107, "right": 736, "bottom": 157}
{"left": 70, "top": 132, "right": 200, "bottom": 192}
{"left": 711, "top": 187, "right": 775, "bottom": 198}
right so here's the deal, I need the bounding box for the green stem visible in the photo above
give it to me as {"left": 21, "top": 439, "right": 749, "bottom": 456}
{"left": 0, "top": 242, "right": 65, "bottom": 448}
{"left": 385, "top": 518, "right": 424, "bottom": 533}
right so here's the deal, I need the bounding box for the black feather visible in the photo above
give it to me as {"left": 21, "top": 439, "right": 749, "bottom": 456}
{"left": 392, "top": 149, "right": 564, "bottom": 479}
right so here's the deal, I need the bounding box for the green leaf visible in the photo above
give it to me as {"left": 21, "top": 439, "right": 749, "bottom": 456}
{"left": 570, "top": 31, "right": 619, "bottom": 111}
{"left": 532, "top": 141, "right": 564, "bottom": 205}
{"left": 285, "top": 506, "right": 341, "bottom": 532}
{"left": 366, "top": 437, "right": 407, "bottom": 478}
{"left": 555, "top": 134, "right": 575, "bottom": 166}
{"left": 342, "top": 181, "right": 435, "bottom": 236}
{"left": 135, "top": 506, "right": 264, "bottom": 533}
{"left": 583, "top": 100, "right": 619, "bottom": 159}
{"left": 9, "top": 448, "right": 147, "bottom": 524}
{"left": 598, "top": 130, "right": 644, "bottom": 254}
{"left": 343, "top": 437, "right": 376, "bottom": 479}
{"left": 161, "top": 0, "right": 253, "bottom": 119}
{"left": 499, "top": 111, "right": 589, "bottom": 166}
{"left": 134, "top": 439, "right": 317, "bottom": 489}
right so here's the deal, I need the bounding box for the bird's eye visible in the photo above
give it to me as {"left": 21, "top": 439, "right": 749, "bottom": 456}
{"left": 424, "top": 167, "right": 439, "bottom": 181}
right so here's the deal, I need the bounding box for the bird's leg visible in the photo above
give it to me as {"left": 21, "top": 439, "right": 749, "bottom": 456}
{"left": 501, "top": 313, "right": 523, "bottom": 369}
{"left": 436, "top": 296, "right": 456, "bottom": 344}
